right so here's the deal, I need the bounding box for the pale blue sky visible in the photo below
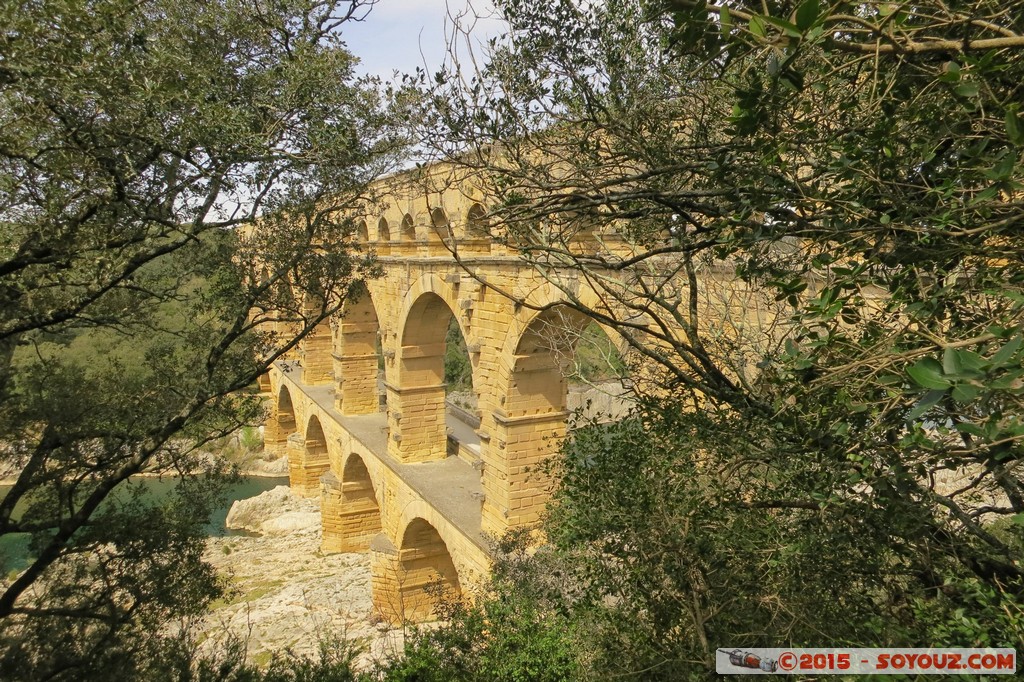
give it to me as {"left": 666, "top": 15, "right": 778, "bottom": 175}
{"left": 342, "top": 0, "right": 503, "bottom": 82}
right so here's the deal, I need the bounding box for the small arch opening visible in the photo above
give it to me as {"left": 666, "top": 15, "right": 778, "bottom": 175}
{"left": 305, "top": 414, "right": 327, "bottom": 453}
{"left": 466, "top": 203, "right": 488, "bottom": 238}
{"left": 266, "top": 385, "right": 297, "bottom": 463}
{"left": 275, "top": 386, "right": 296, "bottom": 436}
{"left": 290, "top": 413, "right": 330, "bottom": 497}
{"left": 342, "top": 455, "right": 379, "bottom": 514}
{"left": 401, "top": 214, "right": 416, "bottom": 241}
{"left": 429, "top": 207, "right": 449, "bottom": 243}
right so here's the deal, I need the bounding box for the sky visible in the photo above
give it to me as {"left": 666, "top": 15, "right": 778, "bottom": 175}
{"left": 341, "top": 0, "right": 505, "bottom": 83}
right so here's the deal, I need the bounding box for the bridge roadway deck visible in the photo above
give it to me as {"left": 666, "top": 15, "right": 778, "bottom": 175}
{"left": 279, "top": 364, "right": 489, "bottom": 554}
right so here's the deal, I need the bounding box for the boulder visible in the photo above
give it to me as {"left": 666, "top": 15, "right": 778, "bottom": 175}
{"left": 225, "top": 485, "right": 318, "bottom": 534}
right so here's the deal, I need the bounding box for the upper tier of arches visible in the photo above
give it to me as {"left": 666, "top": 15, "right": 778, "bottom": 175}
{"left": 360, "top": 203, "right": 490, "bottom": 244}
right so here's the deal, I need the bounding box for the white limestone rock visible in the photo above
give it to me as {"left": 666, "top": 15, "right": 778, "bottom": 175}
{"left": 224, "top": 485, "right": 318, "bottom": 534}
{"left": 261, "top": 511, "right": 321, "bottom": 535}
{"left": 199, "top": 512, "right": 402, "bottom": 671}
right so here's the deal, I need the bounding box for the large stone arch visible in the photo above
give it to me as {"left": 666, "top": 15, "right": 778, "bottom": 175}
{"left": 508, "top": 306, "right": 592, "bottom": 413}
{"left": 288, "top": 413, "right": 331, "bottom": 498}
{"left": 333, "top": 283, "right": 383, "bottom": 415}
{"left": 394, "top": 275, "right": 469, "bottom": 350}
{"left": 298, "top": 293, "right": 334, "bottom": 386}
{"left": 489, "top": 282, "right": 613, "bottom": 395}
{"left": 387, "top": 275, "right": 473, "bottom": 463}
{"left": 373, "top": 513, "right": 462, "bottom": 623}
{"left": 321, "top": 452, "right": 383, "bottom": 553}
{"left": 268, "top": 277, "right": 301, "bottom": 360}
{"left": 481, "top": 300, "right": 594, "bottom": 535}
{"left": 264, "top": 385, "right": 297, "bottom": 459}
{"left": 395, "top": 499, "right": 479, "bottom": 581}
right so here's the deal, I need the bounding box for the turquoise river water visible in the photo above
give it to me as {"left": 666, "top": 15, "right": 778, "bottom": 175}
{"left": 0, "top": 474, "right": 289, "bottom": 574}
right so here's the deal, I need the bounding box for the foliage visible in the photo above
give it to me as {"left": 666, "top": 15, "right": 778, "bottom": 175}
{"left": 0, "top": 0, "right": 397, "bottom": 676}
{"left": 240, "top": 426, "right": 265, "bottom": 452}
{"left": 416, "top": 0, "right": 1024, "bottom": 676}
{"left": 371, "top": 533, "right": 585, "bottom": 682}
{"left": 117, "top": 631, "right": 363, "bottom": 682}
{"left": 444, "top": 317, "right": 472, "bottom": 392}
{"left": 547, "top": 407, "right": 1024, "bottom": 679}
{"left": 569, "top": 321, "right": 627, "bottom": 384}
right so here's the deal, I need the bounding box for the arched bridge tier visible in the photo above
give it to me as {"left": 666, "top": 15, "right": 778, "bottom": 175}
{"left": 258, "top": 164, "right": 775, "bottom": 623}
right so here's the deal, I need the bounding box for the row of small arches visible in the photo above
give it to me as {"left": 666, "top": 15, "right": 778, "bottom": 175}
{"left": 354, "top": 204, "right": 488, "bottom": 244}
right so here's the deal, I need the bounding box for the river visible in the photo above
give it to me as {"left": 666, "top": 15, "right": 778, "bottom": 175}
{"left": 0, "top": 474, "right": 290, "bottom": 574}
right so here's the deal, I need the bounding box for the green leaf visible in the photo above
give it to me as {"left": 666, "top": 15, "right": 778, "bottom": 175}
{"left": 951, "top": 383, "right": 979, "bottom": 403}
{"left": 990, "top": 370, "right": 1024, "bottom": 392}
{"left": 907, "top": 389, "right": 945, "bottom": 420}
{"left": 986, "top": 154, "right": 1016, "bottom": 181}
{"left": 991, "top": 334, "right": 1022, "bottom": 367}
{"left": 939, "top": 61, "right": 961, "bottom": 83}
{"left": 1006, "top": 105, "right": 1024, "bottom": 146}
{"left": 762, "top": 14, "right": 802, "bottom": 38}
{"left": 955, "top": 422, "right": 986, "bottom": 438}
{"left": 720, "top": 6, "right": 733, "bottom": 40}
{"left": 748, "top": 15, "right": 766, "bottom": 38}
{"left": 907, "top": 357, "right": 952, "bottom": 390}
{"left": 942, "top": 346, "right": 961, "bottom": 375}
{"left": 955, "top": 82, "right": 979, "bottom": 98}
{"left": 957, "top": 350, "right": 987, "bottom": 371}
{"left": 794, "top": 0, "right": 820, "bottom": 31}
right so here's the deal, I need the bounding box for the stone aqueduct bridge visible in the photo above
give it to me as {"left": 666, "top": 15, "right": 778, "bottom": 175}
{"left": 256, "top": 169, "right": 770, "bottom": 623}
{"left": 258, "top": 177, "right": 628, "bottom": 624}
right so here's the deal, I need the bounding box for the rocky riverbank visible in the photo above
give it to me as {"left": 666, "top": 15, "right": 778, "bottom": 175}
{"left": 196, "top": 486, "right": 405, "bottom": 670}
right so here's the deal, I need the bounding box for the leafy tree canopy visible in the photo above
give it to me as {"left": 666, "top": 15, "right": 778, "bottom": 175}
{"left": 0, "top": 0, "right": 398, "bottom": 677}
{"left": 411, "top": 0, "right": 1024, "bottom": 676}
